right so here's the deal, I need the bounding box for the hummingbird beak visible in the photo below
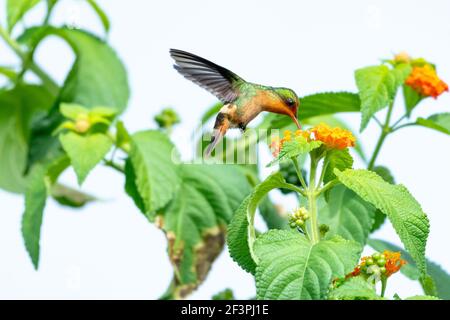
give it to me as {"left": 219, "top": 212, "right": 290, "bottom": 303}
{"left": 289, "top": 112, "right": 301, "bottom": 129}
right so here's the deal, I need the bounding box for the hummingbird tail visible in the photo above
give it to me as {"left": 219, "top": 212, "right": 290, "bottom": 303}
{"left": 205, "top": 112, "right": 230, "bottom": 157}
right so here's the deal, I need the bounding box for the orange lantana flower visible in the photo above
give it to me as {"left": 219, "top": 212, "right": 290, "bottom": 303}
{"left": 405, "top": 64, "right": 448, "bottom": 98}
{"left": 311, "top": 123, "right": 356, "bottom": 150}
{"left": 383, "top": 250, "right": 407, "bottom": 277}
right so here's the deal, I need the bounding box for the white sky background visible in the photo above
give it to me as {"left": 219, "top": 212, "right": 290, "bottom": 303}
{"left": 1, "top": 0, "right": 450, "bottom": 299}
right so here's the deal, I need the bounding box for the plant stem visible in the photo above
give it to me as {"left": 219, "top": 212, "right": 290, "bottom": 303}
{"left": 291, "top": 157, "right": 307, "bottom": 190}
{"left": 0, "top": 25, "right": 59, "bottom": 95}
{"left": 380, "top": 277, "right": 387, "bottom": 297}
{"left": 367, "top": 101, "right": 395, "bottom": 170}
{"left": 104, "top": 159, "right": 125, "bottom": 173}
{"left": 308, "top": 157, "right": 320, "bottom": 244}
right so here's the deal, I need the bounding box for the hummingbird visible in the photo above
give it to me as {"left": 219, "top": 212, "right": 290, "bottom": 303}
{"left": 170, "top": 49, "right": 301, "bottom": 156}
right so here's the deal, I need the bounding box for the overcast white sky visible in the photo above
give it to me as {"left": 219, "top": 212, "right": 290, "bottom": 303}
{"left": 1, "top": 0, "right": 450, "bottom": 299}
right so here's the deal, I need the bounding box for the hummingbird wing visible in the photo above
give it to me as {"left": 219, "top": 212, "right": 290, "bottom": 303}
{"left": 170, "top": 49, "right": 244, "bottom": 103}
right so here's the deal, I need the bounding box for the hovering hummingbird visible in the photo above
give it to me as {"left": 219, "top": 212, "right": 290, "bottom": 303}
{"left": 170, "top": 49, "right": 301, "bottom": 156}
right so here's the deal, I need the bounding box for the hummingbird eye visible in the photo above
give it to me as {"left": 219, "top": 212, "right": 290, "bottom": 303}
{"left": 286, "top": 98, "right": 295, "bottom": 107}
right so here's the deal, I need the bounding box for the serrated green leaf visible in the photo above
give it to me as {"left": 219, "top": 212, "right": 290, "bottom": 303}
{"left": 86, "top": 0, "right": 110, "bottom": 33}
{"left": 227, "top": 172, "right": 300, "bottom": 274}
{"left": 334, "top": 169, "right": 429, "bottom": 274}
{"left": 267, "top": 136, "right": 322, "bottom": 167}
{"left": 258, "top": 92, "right": 361, "bottom": 131}
{"left": 128, "top": 130, "right": 180, "bottom": 217}
{"left": 254, "top": 230, "right": 361, "bottom": 300}
{"left": 21, "top": 155, "right": 69, "bottom": 269}
{"left": 59, "top": 132, "right": 112, "bottom": 185}
{"left": 370, "top": 166, "right": 395, "bottom": 232}
{"left": 328, "top": 277, "right": 379, "bottom": 300}
{"left": 416, "top": 113, "right": 450, "bottom": 135}
{"left": 368, "top": 238, "right": 450, "bottom": 299}
{"left": 0, "top": 85, "right": 54, "bottom": 193}
{"left": 124, "top": 157, "right": 146, "bottom": 214}
{"left": 355, "top": 65, "right": 397, "bottom": 131}
{"left": 160, "top": 164, "right": 251, "bottom": 298}
{"left": 7, "top": 0, "right": 40, "bottom": 32}
{"left": 319, "top": 185, "right": 375, "bottom": 246}
{"left": 323, "top": 149, "right": 353, "bottom": 184}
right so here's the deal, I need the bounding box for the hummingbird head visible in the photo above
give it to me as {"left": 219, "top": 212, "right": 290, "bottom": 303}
{"left": 274, "top": 88, "right": 301, "bottom": 129}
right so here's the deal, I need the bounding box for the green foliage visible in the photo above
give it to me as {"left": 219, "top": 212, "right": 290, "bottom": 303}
{"left": 323, "top": 148, "right": 353, "bottom": 184}
{"left": 254, "top": 230, "right": 361, "bottom": 299}
{"left": 405, "top": 295, "right": 440, "bottom": 300}
{"left": 212, "top": 288, "right": 235, "bottom": 300}
{"left": 267, "top": 136, "right": 322, "bottom": 167}
{"left": 0, "top": 85, "right": 54, "bottom": 193}
{"left": 59, "top": 132, "right": 113, "bottom": 185}
{"left": 369, "top": 239, "right": 450, "bottom": 299}
{"left": 159, "top": 164, "right": 252, "bottom": 298}
{"left": 416, "top": 113, "right": 450, "bottom": 135}
{"left": 334, "top": 169, "right": 430, "bottom": 274}
{"left": 6, "top": 0, "right": 40, "bottom": 32}
{"left": 127, "top": 130, "right": 181, "bottom": 218}
{"left": 319, "top": 185, "right": 375, "bottom": 246}
{"left": 154, "top": 108, "right": 181, "bottom": 129}
{"left": 227, "top": 172, "right": 300, "bottom": 274}
{"left": 86, "top": 0, "right": 110, "bottom": 33}
{"left": 403, "top": 84, "right": 423, "bottom": 115}
{"left": 328, "top": 277, "right": 379, "bottom": 300}
{"left": 355, "top": 65, "right": 411, "bottom": 131}
{"left": 370, "top": 165, "right": 395, "bottom": 232}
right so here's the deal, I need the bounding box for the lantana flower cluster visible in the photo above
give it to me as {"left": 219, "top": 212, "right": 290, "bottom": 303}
{"left": 350, "top": 251, "right": 406, "bottom": 279}
{"left": 405, "top": 64, "right": 448, "bottom": 98}
{"left": 270, "top": 123, "right": 356, "bottom": 157}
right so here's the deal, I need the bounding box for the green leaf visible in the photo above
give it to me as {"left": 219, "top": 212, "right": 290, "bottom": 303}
{"left": 227, "top": 172, "right": 300, "bottom": 274}
{"left": 86, "top": 0, "right": 110, "bottom": 33}
{"left": 267, "top": 136, "right": 322, "bottom": 167}
{"left": 319, "top": 185, "right": 375, "bottom": 246}
{"left": 59, "top": 132, "right": 112, "bottom": 185}
{"left": 159, "top": 164, "right": 252, "bottom": 298}
{"left": 21, "top": 166, "right": 47, "bottom": 269}
{"left": 328, "top": 277, "right": 379, "bottom": 300}
{"left": 7, "top": 0, "right": 40, "bottom": 32}
{"left": 128, "top": 130, "right": 180, "bottom": 217}
{"left": 0, "top": 66, "right": 17, "bottom": 81}
{"left": 19, "top": 27, "right": 129, "bottom": 169}
{"left": 124, "top": 158, "right": 146, "bottom": 214}
{"left": 212, "top": 288, "right": 235, "bottom": 300}
{"left": 323, "top": 148, "right": 353, "bottom": 184}
{"left": 258, "top": 92, "right": 361, "bottom": 131}
{"left": 403, "top": 84, "right": 423, "bottom": 116}
{"left": 50, "top": 183, "right": 96, "bottom": 208}
{"left": 254, "top": 230, "right": 361, "bottom": 300}
{"left": 334, "top": 169, "right": 430, "bottom": 274}
{"left": 370, "top": 166, "right": 395, "bottom": 232}
{"left": 416, "top": 113, "right": 450, "bottom": 135}
{"left": 0, "top": 85, "right": 54, "bottom": 193}
{"left": 21, "top": 155, "right": 69, "bottom": 269}
{"left": 355, "top": 65, "right": 397, "bottom": 131}
{"left": 368, "top": 238, "right": 450, "bottom": 299}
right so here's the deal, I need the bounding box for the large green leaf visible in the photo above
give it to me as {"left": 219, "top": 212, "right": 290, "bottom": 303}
{"left": 334, "top": 169, "right": 430, "bottom": 274}
{"left": 416, "top": 113, "right": 450, "bottom": 135}
{"left": 355, "top": 65, "right": 397, "bottom": 131}
{"left": 21, "top": 156, "right": 69, "bottom": 269}
{"left": 258, "top": 92, "right": 361, "bottom": 131}
{"left": 227, "top": 172, "right": 300, "bottom": 274}
{"left": 159, "top": 164, "right": 252, "bottom": 298}
{"left": 128, "top": 130, "right": 180, "bottom": 218}
{"left": 254, "top": 230, "right": 361, "bottom": 300}
{"left": 6, "top": 0, "right": 39, "bottom": 32}
{"left": 0, "top": 85, "right": 54, "bottom": 193}
{"left": 319, "top": 185, "right": 375, "bottom": 246}
{"left": 370, "top": 166, "right": 395, "bottom": 232}
{"left": 18, "top": 27, "right": 129, "bottom": 169}
{"left": 328, "top": 277, "right": 380, "bottom": 300}
{"left": 368, "top": 238, "right": 450, "bottom": 299}
{"left": 59, "top": 132, "right": 113, "bottom": 185}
